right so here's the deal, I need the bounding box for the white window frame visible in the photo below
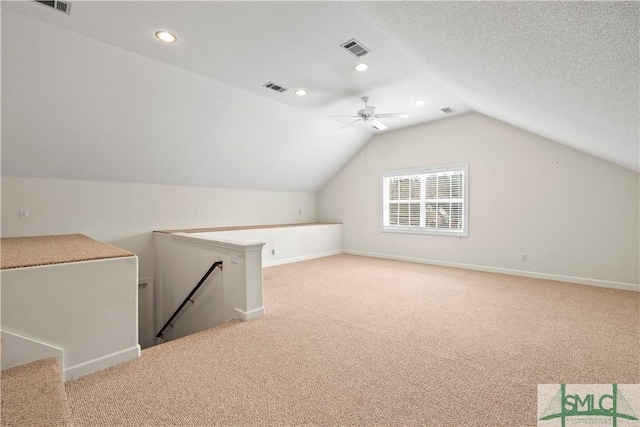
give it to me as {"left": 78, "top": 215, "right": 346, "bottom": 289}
{"left": 381, "top": 162, "right": 469, "bottom": 237}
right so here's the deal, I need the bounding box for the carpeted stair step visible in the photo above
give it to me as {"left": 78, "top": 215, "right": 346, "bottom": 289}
{"left": 144, "top": 318, "right": 242, "bottom": 357}
{"left": 1, "top": 357, "right": 73, "bottom": 427}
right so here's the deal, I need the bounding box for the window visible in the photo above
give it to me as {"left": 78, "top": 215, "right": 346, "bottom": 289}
{"left": 382, "top": 163, "right": 469, "bottom": 236}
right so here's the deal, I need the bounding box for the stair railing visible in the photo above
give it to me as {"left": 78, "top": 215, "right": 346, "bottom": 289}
{"left": 156, "top": 260, "right": 223, "bottom": 340}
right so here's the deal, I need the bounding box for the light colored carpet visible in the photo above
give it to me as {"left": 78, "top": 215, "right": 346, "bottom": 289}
{"left": 0, "top": 234, "right": 134, "bottom": 270}
{"left": 1, "top": 357, "right": 73, "bottom": 427}
{"left": 65, "top": 254, "right": 639, "bottom": 426}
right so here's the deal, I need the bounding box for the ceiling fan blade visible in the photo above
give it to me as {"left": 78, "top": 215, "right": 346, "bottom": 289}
{"left": 375, "top": 113, "right": 408, "bottom": 119}
{"left": 340, "top": 119, "right": 363, "bottom": 130}
{"left": 370, "top": 120, "right": 388, "bottom": 131}
{"left": 330, "top": 115, "right": 360, "bottom": 118}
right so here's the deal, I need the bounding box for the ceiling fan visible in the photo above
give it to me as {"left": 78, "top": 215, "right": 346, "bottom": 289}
{"left": 330, "top": 96, "right": 408, "bottom": 130}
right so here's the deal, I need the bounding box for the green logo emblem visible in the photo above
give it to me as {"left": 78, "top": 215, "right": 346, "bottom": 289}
{"left": 539, "top": 384, "right": 639, "bottom": 427}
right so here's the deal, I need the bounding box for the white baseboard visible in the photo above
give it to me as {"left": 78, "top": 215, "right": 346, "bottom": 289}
{"left": 1, "top": 330, "right": 64, "bottom": 373}
{"left": 233, "top": 307, "right": 265, "bottom": 321}
{"left": 263, "top": 250, "right": 344, "bottom": 268}
{"left": 345, "top": 250, "right": 639, "bottom": 292}
{"left": 63, "top": 345, "right": 140, "bottom": 381}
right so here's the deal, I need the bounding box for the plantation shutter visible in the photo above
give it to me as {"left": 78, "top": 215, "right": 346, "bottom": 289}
{"left": 383, "top": 163, "right": 467, "bottom": 235}
{"left": 387, "top": 175, "right": 421, "bottom": 226}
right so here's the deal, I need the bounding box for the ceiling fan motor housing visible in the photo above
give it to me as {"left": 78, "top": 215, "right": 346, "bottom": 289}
{"left": 358, "top": 106, "right": 376, "bottom": 118}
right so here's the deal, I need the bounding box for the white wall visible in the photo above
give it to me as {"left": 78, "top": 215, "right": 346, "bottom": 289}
{"left": 194, "top": 223, "right": 343, "bottom": 267}
{"left": 154, "top": 233, "right": 264, "bottom": 343}
{"left": 1, "top": 177, "right": 317, "bottom": 278}
{"left": 319, "top": 113, "right": 640, "bottom": 288}
{"left": 2, "top": 256, "right": 139, "bottom": 380}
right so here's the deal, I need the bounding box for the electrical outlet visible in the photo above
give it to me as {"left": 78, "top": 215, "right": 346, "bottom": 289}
{"left": 194, "top": 209, "right": 200, "bottom": 216}
{"left": 271, "top": 247, "right": 277, "bottom": 256}
{"left": 230, "top": 253, "right": 239, "bottom": 264}
{"left": 19, "top": 209, "right": 29, "bottom": 219}
{"left": 521, "top": 253, "right": 528, "bottom": 262}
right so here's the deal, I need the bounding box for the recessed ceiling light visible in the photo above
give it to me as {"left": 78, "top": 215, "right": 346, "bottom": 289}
{"left": 354, "top": 63, "right": 369, "bottom": 72}
{"left": 155, "top": 31, "right": 177, "bottom": 43}
{"left": 415, "top": 99, "right": 427, "bottom": 106}
{"left": 295, "top": 89, "right": 307, "bottom": 96}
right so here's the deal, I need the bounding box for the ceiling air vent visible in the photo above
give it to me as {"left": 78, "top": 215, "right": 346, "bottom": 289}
{"left": 440, "top": 107, "right": 456, "bottom": 114}
{"left": 35, "top": 0, "right": 72, "bottom": 15}
{"left": 340, "top": 38, "right": 371, "bottom": 57}
{"left": 263, "top": 82, "right": 287, "bottom": 93}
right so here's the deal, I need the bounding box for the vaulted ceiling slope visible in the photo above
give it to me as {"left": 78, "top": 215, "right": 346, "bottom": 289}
{"left": 2, "top": 2, "right": 638, "bottom": 193}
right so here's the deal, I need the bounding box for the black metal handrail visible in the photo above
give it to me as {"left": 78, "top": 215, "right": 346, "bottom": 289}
{"left": 156, "top": 261, "right": 223, "bottom": 339}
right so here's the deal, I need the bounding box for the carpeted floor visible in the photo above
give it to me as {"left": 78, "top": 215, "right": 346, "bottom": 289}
{"left": 0, "top": 234, "right": 134, "bottom": 270}
{"left": 64, "top": 254, "right": 640, "bottom": 426}
{"left": 1, "top": 357, "right": 73, "bottom": 427}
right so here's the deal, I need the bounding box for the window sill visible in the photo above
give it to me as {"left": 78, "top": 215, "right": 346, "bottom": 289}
{"left": 380, "top": 227, "right": 468, "bottom": 237}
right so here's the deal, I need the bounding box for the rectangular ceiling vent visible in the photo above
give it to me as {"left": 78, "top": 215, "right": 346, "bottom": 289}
{"left": 262, "top": 82, "right": 287, "bottom": 93}
{"left": 440, "top": 107, "right": 456, "bottom": 114}
{"left": 340, "top": 38, "right": 371, "bottom": 57}
{"left": 35, "top": 0, "right": 72, "bottom": 15}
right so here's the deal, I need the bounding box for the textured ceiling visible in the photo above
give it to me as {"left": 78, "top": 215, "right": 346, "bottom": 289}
{"left": 1, "top": 1, "right": 638, "bottom": 193}
{"left": 359, "top": 1, "right": 639, "bottom": 172}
